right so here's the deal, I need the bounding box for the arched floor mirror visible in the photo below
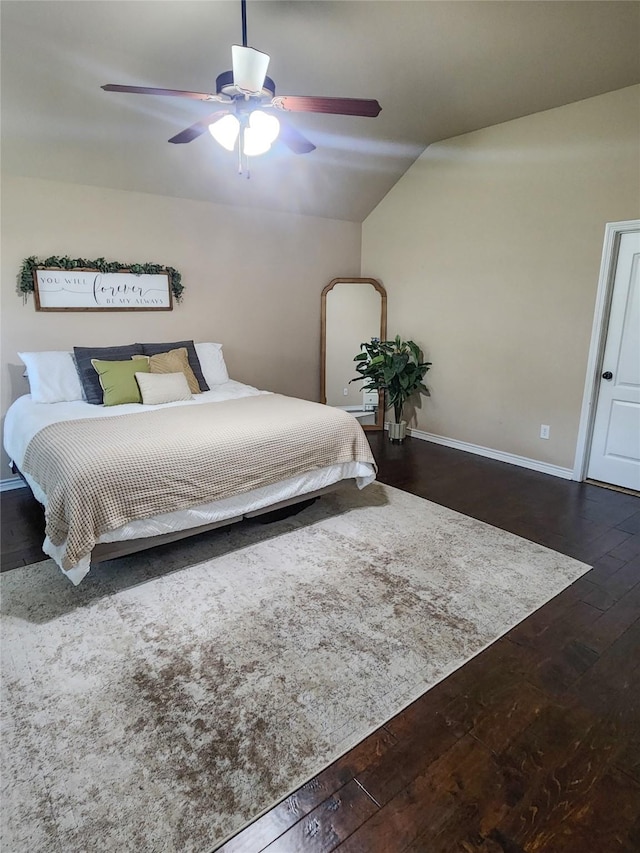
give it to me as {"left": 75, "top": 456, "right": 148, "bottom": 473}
{"left": 321, "top": 277, "right": 387, "bottom": 431}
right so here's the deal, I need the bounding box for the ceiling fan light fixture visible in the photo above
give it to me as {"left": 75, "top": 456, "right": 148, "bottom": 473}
{"left": 252, "top": 110, "right": 279, "bottom": 141}
{"left": 231, "top": 45, "right": 270, "bottom": 95}
{"left": 243, "top": 110, "right": 280, "bottom": 156}
{"left": 243, "top": 128, "right": 269, "bottom": 157}
{"left": 101, "top": 0, "right": 381, "bottom": 162}
{"left": 208, "top": 114, "right": 240, "bottom": 150}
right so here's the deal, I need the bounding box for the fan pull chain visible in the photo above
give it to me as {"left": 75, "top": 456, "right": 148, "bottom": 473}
{"left": 237, "top": 126, "right": 251, "bottom": 178}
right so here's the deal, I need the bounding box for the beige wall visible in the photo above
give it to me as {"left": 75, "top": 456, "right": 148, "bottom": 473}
{"left": 1, "top": 175, "right": 360, "bottom": 477}
{"left": 362, "top": 85, "right": 640, "bottom": 469}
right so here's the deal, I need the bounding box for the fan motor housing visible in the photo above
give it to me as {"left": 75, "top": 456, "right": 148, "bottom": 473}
{"left": 215, "top": 70, "right": 276, "bottom": 101}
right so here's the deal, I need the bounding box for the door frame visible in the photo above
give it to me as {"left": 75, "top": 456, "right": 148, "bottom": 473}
{"left": 573, "top": 219, "right": 640, "bottom": 481}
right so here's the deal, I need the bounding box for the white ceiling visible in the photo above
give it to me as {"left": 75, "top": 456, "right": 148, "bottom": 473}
{"left": 2, "top": 1, "right": 639, "bottom": 222}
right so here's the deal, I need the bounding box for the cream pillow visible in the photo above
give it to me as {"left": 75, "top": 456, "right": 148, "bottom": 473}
{"left": 135, "top": 371, "right": 192, "bottom": 405}
{"left": 133, "top": 347, "right": 200, "bottom": 394}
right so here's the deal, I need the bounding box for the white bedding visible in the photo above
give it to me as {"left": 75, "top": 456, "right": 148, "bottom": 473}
{"left": 5, "top": 380, "right": 269, "bottom": 464}
{"left": 4, "top": 382, "right": 376, "bottom": 584}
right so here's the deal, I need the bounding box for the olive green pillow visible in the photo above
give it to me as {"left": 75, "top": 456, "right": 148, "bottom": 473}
{"left": 91, "top": 358, "right": 150, "bottom": 406}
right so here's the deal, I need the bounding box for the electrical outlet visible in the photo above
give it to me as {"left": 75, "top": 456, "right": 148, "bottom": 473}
{"left": 540, "top": 424, "right": 550, "bottom": 439}
{"left": 343, "top": 388, "right": 348, "bottom": 396}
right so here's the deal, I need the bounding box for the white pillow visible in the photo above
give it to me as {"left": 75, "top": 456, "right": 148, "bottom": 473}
{"left": 195, "top": 342, "right": 229, "bottom": 386}
{"left": 135, "top": 371, "right": 192, "bottom": 405}
{"left": 18, "top": 351, "right": 84, "bottom": 403}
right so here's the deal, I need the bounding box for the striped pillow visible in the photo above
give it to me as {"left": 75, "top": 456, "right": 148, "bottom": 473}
{"left": 138, "top": 340, "right": 209, "bottom": 391}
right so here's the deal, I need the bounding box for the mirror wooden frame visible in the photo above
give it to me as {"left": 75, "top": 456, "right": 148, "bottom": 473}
{"left": 320, "top": 277, "right": 387, "bottom": 431}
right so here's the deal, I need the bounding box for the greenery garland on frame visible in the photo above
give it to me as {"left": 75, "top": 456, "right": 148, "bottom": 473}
{"left": 18, "top": 255, "right": 184, "bottom": 303}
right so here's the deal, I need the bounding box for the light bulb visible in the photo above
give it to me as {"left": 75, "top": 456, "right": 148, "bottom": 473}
{"left": 208, "top": 115, "right": 240, "bottom": 151}
{"left": 250, "top": 111, "right": 280, "bottom": 144}
{"left": 242, "top": 111, "right": 280, "bottom": 157}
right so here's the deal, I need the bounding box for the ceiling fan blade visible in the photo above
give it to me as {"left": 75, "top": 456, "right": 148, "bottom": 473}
{"left": 168, "top": 110, "right": 230, "bottom": 144}
{"left": 102, "top": 84, "right": 222, "bottom": 102}
{"left": 272, "top": 96, "right": 381, "bottom": 118}
{"left": 278, "top": 119, "right": 316, "bottom": 155}
{"left": 231, "top": 45, "right": 270, "bottom": 95}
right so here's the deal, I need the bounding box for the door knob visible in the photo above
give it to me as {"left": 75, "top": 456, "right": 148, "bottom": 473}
{"left": 602, "top": 371, "right": 613, "bottom": 380}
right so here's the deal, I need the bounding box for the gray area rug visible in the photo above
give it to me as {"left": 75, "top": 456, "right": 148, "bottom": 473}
{"left": 1, "top": 483, "right": 589, "bottom": 853}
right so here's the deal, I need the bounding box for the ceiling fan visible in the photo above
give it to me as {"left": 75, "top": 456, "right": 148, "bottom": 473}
{"left": 102, "top": 0, "right": 381, "bottom": 169}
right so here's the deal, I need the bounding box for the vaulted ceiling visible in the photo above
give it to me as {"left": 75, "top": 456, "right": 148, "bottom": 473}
{"left": 2, "top": 1, "right": 639, "bottom": 222}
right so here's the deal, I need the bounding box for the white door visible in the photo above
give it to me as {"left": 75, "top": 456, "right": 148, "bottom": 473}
{"left": 587, "top": 230, "right": 640, "bottom": 490}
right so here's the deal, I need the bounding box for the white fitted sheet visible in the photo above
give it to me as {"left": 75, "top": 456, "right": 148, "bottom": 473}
{"left": 4, "top": 383, "right": 376, "bottom": 584}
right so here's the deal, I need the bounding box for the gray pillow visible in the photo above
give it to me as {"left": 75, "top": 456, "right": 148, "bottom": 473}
{"left": 138, "top": 340, "right": 209, "bottom": 391}
{"left": 74, "top": 344, "right": 143, "bottom": 404}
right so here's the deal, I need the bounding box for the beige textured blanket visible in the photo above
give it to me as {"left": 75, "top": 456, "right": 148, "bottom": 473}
{"left": 22, "top": 395, "right": 376, "bottom": 569}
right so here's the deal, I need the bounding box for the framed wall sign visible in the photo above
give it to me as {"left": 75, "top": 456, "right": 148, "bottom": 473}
{"left": 33, "top": 267, "right": 173, "bottom": 312}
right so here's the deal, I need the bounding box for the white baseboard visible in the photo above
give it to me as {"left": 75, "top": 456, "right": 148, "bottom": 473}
{"left": 1, "top": 477, "right": 27, "bottom": 492}
{"left": 404, "top": 427, "right": 576, "bottom": 481}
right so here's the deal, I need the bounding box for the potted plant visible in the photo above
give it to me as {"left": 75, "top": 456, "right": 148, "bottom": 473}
{"left": 352, "top": 335, "right": 432, "bottom": 442}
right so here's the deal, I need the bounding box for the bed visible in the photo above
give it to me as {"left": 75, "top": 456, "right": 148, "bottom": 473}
{"left": 4, "top": 342, "right": 376, "bottom": 585}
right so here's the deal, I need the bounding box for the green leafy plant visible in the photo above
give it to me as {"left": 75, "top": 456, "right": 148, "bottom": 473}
{"left": 17, "top": 256, "right": 184, "bottom": 303}
{"left": 352, "top": 335, "right": 432, "bottom": 424}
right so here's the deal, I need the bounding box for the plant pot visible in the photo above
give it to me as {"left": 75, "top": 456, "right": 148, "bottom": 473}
{"left": 388, "top": 420, "right": 407, "bottom": 443}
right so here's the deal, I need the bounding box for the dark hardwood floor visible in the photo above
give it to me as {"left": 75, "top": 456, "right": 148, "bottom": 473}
{"left": 2, "top": 433, "right": 639, "bottom": 851}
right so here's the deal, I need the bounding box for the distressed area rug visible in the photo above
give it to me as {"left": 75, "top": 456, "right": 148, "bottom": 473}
{"left": 1, "top": 482, "right": 589, "bottom": 853}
